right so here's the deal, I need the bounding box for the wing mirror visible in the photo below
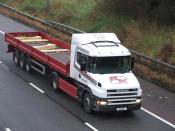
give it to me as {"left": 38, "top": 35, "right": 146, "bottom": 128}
{"left": 80, "top": 64, "right": 87, "bottom": 71}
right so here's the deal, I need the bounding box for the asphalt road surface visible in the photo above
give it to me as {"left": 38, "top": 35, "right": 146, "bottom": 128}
{"left": 0, "top": 14, "right": 174, "bottom": 131}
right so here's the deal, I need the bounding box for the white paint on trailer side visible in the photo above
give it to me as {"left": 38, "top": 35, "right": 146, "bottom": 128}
{"left": 29, "top": 83, "right": 45, "bottom": 94}
{"left": 31, "top": 59, "right": 46, "bottom": 75}
{"left": 141, "top": 107, "right": 175, "bottom": 129}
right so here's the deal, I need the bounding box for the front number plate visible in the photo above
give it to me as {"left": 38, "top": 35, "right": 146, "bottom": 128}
{"left": 116, "top": 107, "right": 127, "bottom": 111}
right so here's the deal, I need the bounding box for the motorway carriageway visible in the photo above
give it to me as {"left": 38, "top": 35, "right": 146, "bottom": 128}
{"left": 0, "top": 14, "right": 174, "bottom": 131}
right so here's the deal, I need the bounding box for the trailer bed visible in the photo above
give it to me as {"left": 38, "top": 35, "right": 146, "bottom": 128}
{"left": 5, "top": 32, "right": 71, "bottom": 75}
{"left": 47, "top": 52, "right": 70, "bottom": 65}
{"left": 22, "top": 37, "right": 70, "bottom": 65}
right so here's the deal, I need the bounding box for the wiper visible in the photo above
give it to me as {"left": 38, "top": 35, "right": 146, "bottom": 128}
{"left": 121, "top": 71, "right": 127, "bottom": 74}
{"left": 121, "top": 69, "right": 130, "bottom": 74}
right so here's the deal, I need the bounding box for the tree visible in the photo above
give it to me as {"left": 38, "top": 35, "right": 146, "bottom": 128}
{"left": 100, "top": 0, "right": 175, "bottom": 25}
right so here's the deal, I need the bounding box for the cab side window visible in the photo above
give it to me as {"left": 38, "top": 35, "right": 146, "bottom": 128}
{"left": 77, "top": 52, "right": 88, "bottom": 65}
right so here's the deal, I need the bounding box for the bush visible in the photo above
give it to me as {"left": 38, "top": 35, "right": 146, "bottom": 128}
{"left": 100, "top": 0, "right": 175, "bottom": 25}
{"left": 158, "top": 42, "right": 174, "bottom": 63}
{"left": 20, "top": 0, "right": 46, "bottom": 13}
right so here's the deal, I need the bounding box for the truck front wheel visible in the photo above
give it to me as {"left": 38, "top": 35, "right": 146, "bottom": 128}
{"left": 50, "top": 72, "right": 60, "bottom": 91}
{"left": 83, "top": 93, "right": 93, "bottom": 114}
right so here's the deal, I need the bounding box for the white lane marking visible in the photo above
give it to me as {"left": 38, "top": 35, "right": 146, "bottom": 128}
{"left": 141, "top": 107, "right": 175, "bottom": 128}
{"left": 5, "top": 128, "right": 12, "bottom": 131}
{"left": 0, "top": 61, "right": 9, "bottom": 70}
{"left": 84, "top": 122, "right": 99, "bottom": 131}
{"left": 0, "top": 30, "right": 5, "bottom": 35}
{"left": 29, "top": 83, "right": 45, "bottom": 94}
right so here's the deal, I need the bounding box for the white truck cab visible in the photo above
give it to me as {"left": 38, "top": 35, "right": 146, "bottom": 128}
{"left": 70, "top": 33, "right": 142, "bottom": 112}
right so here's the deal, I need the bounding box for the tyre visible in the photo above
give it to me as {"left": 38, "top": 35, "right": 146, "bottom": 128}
{"left": 50, "top": 72, "right": 60, "bottom": 91}
{"left": 19, "top": 53, "right": 26, "bottom": 69}
{"left": 83, "top": 93, "right": 93, "bottom": 114}
{"left": 25, "top": 56, "right": 32, "bottom": 73}
{"left": 13, "top": 49, "right": 20, "bottom": 66}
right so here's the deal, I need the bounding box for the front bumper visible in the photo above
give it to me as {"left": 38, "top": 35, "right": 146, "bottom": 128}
{"left": 92, "top": 97, "right": 142, "bottom": 112}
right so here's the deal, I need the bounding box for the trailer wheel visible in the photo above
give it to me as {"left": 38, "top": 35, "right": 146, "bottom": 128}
{"left": 25, "top": 56, "right": 32, "bottom": 73}
{"left": 83, "top": 93, "right": 93, "bottom": 114}
{"left": 13, "top": 49, "right": 20, "bottom": 66}
{"left": 51, "top": 72, "right": 60, "bottom": 91}
{"left": 19, "top": 53, "right": 25, "bottom": 69}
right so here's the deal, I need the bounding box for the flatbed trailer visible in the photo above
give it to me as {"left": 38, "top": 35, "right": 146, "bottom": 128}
{"left": 5, "top": 32, "right": 77, "bottom": 98}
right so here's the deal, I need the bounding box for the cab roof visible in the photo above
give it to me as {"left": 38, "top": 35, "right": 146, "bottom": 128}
{"left": 72, "top": 33, "right": 131, "bottom": 57}
{"left": 72, "top": 33, "right": 120, "bottom": 45}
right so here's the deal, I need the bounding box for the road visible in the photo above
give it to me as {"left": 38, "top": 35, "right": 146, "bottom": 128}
{"left": 0, "top": 14, "right": 174, "bottom": 131}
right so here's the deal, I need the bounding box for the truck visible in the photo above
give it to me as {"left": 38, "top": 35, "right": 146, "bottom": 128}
{"left": 5, "top": 32, "right": 142, "bottom": 113}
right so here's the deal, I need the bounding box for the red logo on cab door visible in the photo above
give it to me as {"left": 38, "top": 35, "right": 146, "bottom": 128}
{"left": 110, "top": 76, "right": 128, "bottom": 84}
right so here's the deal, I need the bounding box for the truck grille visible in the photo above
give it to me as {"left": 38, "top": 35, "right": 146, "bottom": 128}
{"left": 107, "top": 89, "right": 138, "bottom": 105}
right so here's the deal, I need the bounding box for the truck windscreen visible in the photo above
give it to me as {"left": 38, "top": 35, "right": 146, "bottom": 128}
{"left": 87, "top": 56, "right": 131, "bottom": 74}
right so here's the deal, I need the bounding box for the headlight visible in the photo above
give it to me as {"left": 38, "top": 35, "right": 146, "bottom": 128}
{"left": 96, "top": 100, "right": 108, "bottom": 105}
{"left": 136, "top": 99, "right": 141, "bottom": 103}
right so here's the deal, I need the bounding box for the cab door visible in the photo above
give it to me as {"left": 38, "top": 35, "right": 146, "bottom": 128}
{"left": 74, "top": 51, "right": 88, "bottom": 84}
